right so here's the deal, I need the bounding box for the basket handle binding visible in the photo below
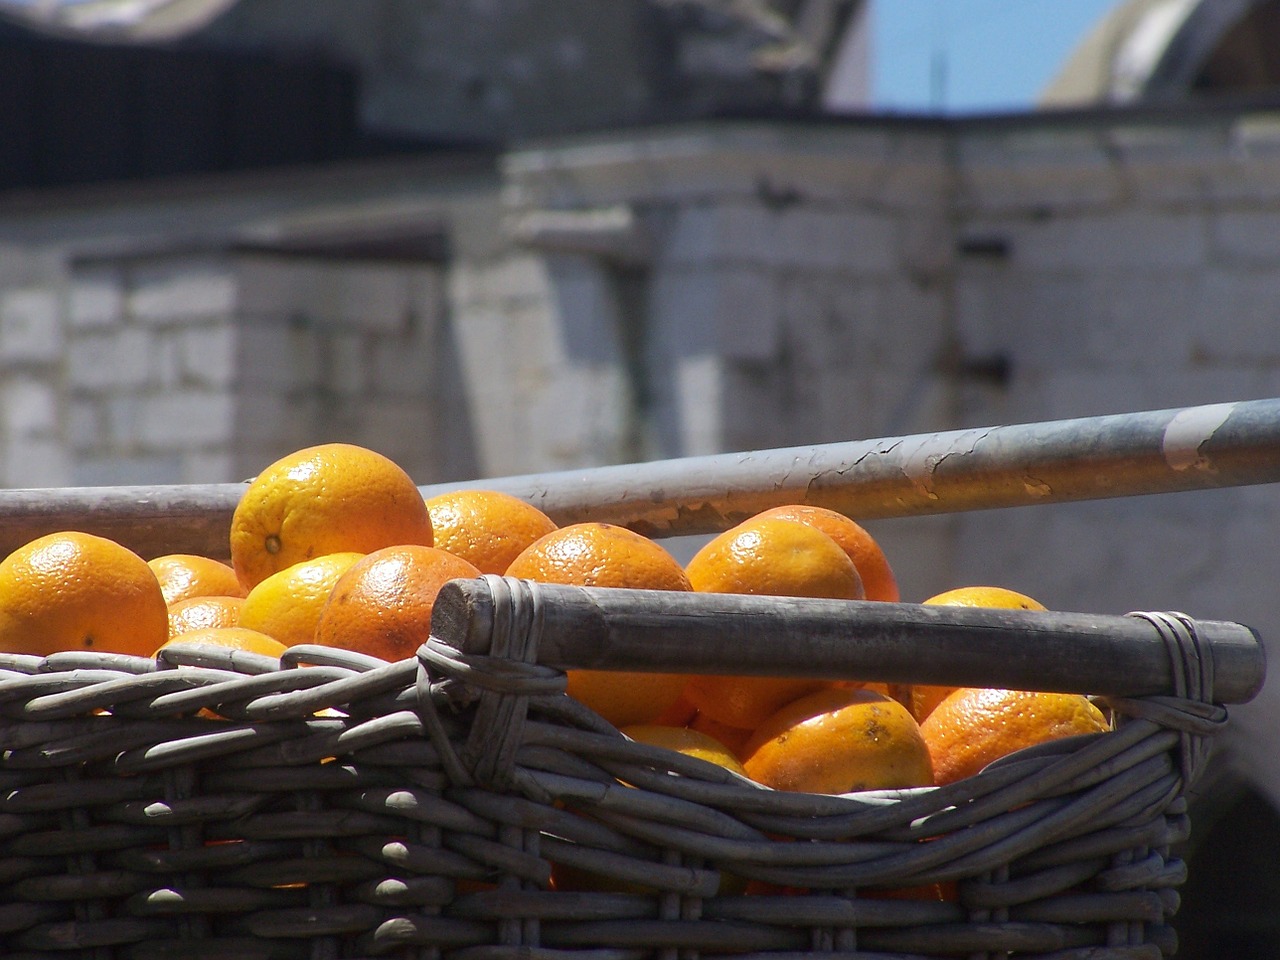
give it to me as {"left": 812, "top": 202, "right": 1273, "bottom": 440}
{"left": 418, "top": 576, "right": 1264, "bottom": 791}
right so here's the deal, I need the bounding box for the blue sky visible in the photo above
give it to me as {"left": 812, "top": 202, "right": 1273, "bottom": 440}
{"left": 872, "top": 0, "right": 1122, "bottom": 114}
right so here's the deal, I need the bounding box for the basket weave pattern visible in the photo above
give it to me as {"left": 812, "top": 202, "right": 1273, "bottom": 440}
{"left": 0, "top": 581, "right": 1228, "bottom": 960}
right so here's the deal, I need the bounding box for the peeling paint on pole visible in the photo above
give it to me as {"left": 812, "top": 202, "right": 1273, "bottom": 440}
{"left": 1161, "top": 402, "right": 1236, "bottom": 473}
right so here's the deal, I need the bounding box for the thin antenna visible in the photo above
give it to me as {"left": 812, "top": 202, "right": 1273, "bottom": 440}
{"left": 930, "top": 47, "right": 949, "bottom": 111}
{"left": 928, "top": 0, "right": 949, "bottom": 112}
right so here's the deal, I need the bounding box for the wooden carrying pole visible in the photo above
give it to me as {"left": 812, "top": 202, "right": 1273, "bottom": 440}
{"left": 0, "top": 398, "right": 1277, "bottom": 558}
{"left": 431, "top": 577, "right": 1268, "bottom": 705}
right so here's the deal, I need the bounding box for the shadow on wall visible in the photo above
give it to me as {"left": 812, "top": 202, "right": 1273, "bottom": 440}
{"left": 1175, "top": 768, "right": 1280, "bottom": 958}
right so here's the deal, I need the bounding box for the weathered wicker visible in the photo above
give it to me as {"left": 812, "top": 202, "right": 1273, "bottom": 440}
{"left": 0, "top": 575, "right": 1261, "bottom": 960}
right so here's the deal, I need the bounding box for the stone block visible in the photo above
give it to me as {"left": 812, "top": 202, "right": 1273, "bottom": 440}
{"left": 369, "top": 333, "right": 435, "bottom": 397}
{"left": 67, "top": 268, "right": 126, "bottom": 328}
{"left": 647, "top": 269, "right": 717, "bottom": 356}
{"left": 2, "top": 438, "right": 70, "bottom": 487}
{"left": 229, "top": 388, "right": 316, "bottom": 446}
{"left": 236, "top": 257, "right": 317, "bottom": 318}
{"left": 326, "top": 331, "right": 369, "bottom": 396}
{"left": 956, "top": 270, "right": 1200, "bottom": 374}
{"left": 309, "top": 263, "right": 411, "bottom": 331}
{"left": 660, "top": 203, "right": 777, "bottom": 268}
{"left": 1011, "top": 211, "right": 1207, "bottom": 272}
{"left": 408, "top": 266, "right": 445, "bottom": 338}
{"left": 0, "top": 379, "right": 57, "bottom": 437}
{"left": 672, "top": 354, "right": 723, "bottom": 457}
{"left": 772, "top": 208, "right": 899, "bottom": 273}
{"left": 128, "top": 259, "right": 237, "bottom": 322}
{"left": 236, "top": 320, "right": 322, "bottom": 391}
{"left": 714, "top": 267, "right": 779, "bottom": 362}
{"left": 351, "top": 397, "right": 438, "bottom": 475}
{"left": 781, "top": 275, "right": 942, "bottom": 370}
{"left": 1209, "top": 210, "right": 1280, "bottom": 264}
{"left": 1191, "top": 270, "right": 1280, "bottom": 364}
{"left": 177, "top": 324, "right": 239, "bottom": 388}
{"left": 545, "top": 254, "right": 624, "bottom": 366}
{"left": 138, "top": 391, "right": 236, "bottom": 448}
{"left": 0, "top": 288, "right": 62, "bottom": 365}
{"left": 67, "top": 400, "right": 106, "bottom": 452}
{"left": 182, "top": 450, "right": 238, "bottom": 483}
{"left": 483, "top": 255, "right": 553, "bottom": 308}
{"left": 66, "top": 327, "right": 155, "bottom": 391}
{"left": 955, "top": 127, "right": 1125, "bottom": 213}
{"left": 522, "top": 366, "right": 628, "bottom": 470}
{"left": 70, "top": 454, "right": 184, "bottom": 487}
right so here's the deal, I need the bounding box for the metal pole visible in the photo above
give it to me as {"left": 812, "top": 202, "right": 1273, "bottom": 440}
{"left": 0, "top": 398, "right": 1277, "bottom": 558}
{"left": 428, "top": 397, "right": 1280, "bottom": 538}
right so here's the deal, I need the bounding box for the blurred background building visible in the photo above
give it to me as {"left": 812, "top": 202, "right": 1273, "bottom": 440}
{"left": 0, "top": 1, "right": 1278, "bottom": 953}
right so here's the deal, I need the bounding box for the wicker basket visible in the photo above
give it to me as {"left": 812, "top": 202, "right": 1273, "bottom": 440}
{"left": 0, "top": 574, "right": 1264, "bottom": 960}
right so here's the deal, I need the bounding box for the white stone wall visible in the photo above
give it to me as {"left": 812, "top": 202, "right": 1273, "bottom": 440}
{"left": 65, "top": 256, "right": 238, "bottom": 486}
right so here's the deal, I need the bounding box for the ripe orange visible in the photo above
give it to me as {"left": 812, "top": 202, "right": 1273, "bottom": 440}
{"left": 167, "top": 595, "right": 245, "bottom": 640}
{"left": 920, "top": 687, "right": 1110, "bottom": 786}
{"left": 909, "top": 586, "right": 1049, "bottom": 723}
{"left": 687, "top": 712, "right": 755, "bottom": 756}
{"left": 148, "top": 554, "right": 247, "bottom": 605}
{"left": 923, "top": 585, "right": 1047, "bottom": 610}
{"left": 313, "top": 545, "right": 481, "bottom": 662}
{"left": 425, "top": 489, "right": 557, "bottom": 575}
{"left": 229, "top": 443, "right": 432, "bottom": 590}
{"left": 505, "top": 523, "right": 692, "bottom": 727}
{"left": 621, "top": 724, "right": 750, "bottom": 778}
{"left": 742, "top": 686, "right": 934, "bottom": 794}
{"left": 752, "top": 505, "right": 899, "bottom": 601}
{"left": 238, "top": 552, "right": 365, "bottom": 648}
{"left": 505, "top": 522, "right": 692, "bottom": 591}
{"left": 686, "top": 517, "right": 865, "bottom": 600}
{"left": 0, "top": 531, "right": 169, "bottom": 658}
{"left": 683, "top": 517, "right": 865, "bottom": 730}
{"left": 156, "top": 626, "right": 288, "bottom": 659}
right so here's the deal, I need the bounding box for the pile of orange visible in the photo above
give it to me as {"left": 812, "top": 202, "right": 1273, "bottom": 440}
{"left": 0, "top": 440, "right": 1117, "bottom": 900}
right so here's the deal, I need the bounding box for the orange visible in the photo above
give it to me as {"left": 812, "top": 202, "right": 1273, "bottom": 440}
{"left": 0, "top": 531, "right": 169, "bottom": 658}
{"left": 621, "top": 724, "right": 750, "bottom": 778}
{"left": 229, "top": 442, "right": 432, "bottom": 589}
{"left": 505, "top": 523, "right": 693, "bottom": 728}
{"left": 238, "top": 552, "right": 365, "bottom": 648}
{"left": 167, "top": 595, "right": 245, "bottom": 640}
{"left": 921, "top": 687, "right": 1110, "bottom": 786}
{"left": 909, "top": 586, "right": 1050, "bottom": 723}
{"left": 505, "top": 522, "right": 692, "bottom": 592}
{"left": 683, "top": 517, "right": 864, "bottom": 730}
{"left": 923, "top": 585, "right": 1047, "bottom": 610}
{"left": 425, "top": 489, "right": 557, "bottom": 575}
{"left": 148, "top": 554, "right": 247, "bottom": 605}
{"left": 156, "top": 626, "right": 288, "bottom": 659}
{"left": 752, "top": 505, "right": 899, "bottom": 601}
{"left": 314, "top": 545, "right": 481, "bottom": 662}
{"left": 685, "top": 517, "right": 865, "bottom": 600}
{"left": 742, "top": 686, "right": 934, "bottom": 795}
{"left": 687, "top": 712, "right": 755, "bottom": 756}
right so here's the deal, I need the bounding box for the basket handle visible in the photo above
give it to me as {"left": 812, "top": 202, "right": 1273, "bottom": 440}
{"left": 429, "top": 576, "right": 1266, "bottom": 705}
